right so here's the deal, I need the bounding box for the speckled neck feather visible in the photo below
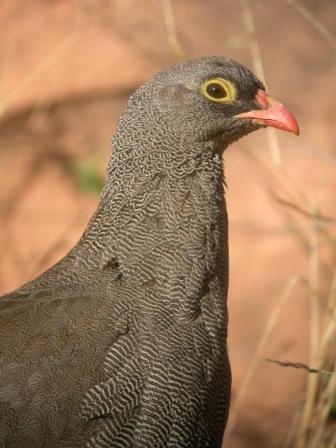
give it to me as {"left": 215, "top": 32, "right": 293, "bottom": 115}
{"left": 0, "top": 56, "right": 266, "bottom": 447}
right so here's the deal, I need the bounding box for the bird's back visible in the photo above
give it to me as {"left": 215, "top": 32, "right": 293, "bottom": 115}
{"left": 0, "top": 254, "right": 230, "bottom": 447}
{"left": 0, "top": 271, "right": 115, "bottom": 446}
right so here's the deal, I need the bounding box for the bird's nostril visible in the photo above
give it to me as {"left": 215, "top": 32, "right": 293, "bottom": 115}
{"left": 254, "top": 89, "right": 269, "bottom": 109}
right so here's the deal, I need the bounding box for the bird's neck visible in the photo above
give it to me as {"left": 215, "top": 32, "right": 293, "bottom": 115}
{"left": 75, "top": 128, "right": 228, "bottom": 273}
{"left": 20, "top": 130, "right": 228, "bottom": 336}
{"left": 71, "top": 140, "right": 229, "bottom": 330}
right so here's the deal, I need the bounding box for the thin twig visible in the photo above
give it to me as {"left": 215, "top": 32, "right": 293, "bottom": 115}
{"left": 271, "top": 194, "right": 336, "bottom": 225}
{"left": 0, "top": 0, "right": 86, "bottom": 117}
{"left": 227, "top": 276, "right": 302, "bottom": 435}
{"left": 0, "top": 34, "right": 16, "bottom": 99}
{"left": 243, "top": 146, "right": 336, "bottom": 256}
{"left": 296, "top": 224, "right": 321, "bottom": 448}
{"left": 239, "top": 0, "right": 282, "bottom": 166}
{"left": 160, "top": 0, "right": 186, "bottom": 59}
{"left": 266, "top": 359, "right": 333, "bottom": 376}
{"left": 310, "top": 361, "right": 336, "bottom": 447}
{"left": 286, "top": 0, "right": 336, "bottom": 53}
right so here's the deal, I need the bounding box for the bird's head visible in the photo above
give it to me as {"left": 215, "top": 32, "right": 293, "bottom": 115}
{"left": 129, "top": 56, "right": 299, "bottom": 154}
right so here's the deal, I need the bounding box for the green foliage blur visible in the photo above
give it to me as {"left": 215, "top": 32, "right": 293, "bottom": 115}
{"left": 74, "top": 156, "right": 105, "bottom": 196}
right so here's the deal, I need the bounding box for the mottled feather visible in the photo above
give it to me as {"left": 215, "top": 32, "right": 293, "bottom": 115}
{"left": 0, "top": 57, "right": 266, "bottom": 447}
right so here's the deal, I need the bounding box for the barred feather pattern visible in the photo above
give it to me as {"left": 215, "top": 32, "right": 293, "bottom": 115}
{"left": 77, "top": 142, "right": 230, "bottom": 447}
{"left": 0, "top": 57, "right": 268, "bottom": 447}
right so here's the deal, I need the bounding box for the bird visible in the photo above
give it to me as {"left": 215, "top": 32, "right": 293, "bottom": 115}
{"left": 0, "top": 56, "right": 299, "bottom": 448}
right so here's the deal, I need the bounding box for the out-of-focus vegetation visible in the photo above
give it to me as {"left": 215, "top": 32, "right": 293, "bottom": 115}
{"left": 73, "top": 156, "right": 105, "bottom": 195}
{"left": 0, "top": 1, "right": 335, "bottom": 447}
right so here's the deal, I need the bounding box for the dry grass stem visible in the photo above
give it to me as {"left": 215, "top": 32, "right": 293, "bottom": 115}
{"left": 272, "top": 195, "right": 335, "bottom": 225}
{"left": 243, "top": 147, "right": 303, "bottom": 206}
{"left": 0, "top": 0, "right": 86, "bottom": 118}
{"left": 241, "top": 137, "right": 335, "bottom": 446}
{"left": 227, "top": 276, "right": 301, "bottom": 436}
{"left": 310, "top": 364, "right": 336, "bottom": 448}
{"left": 330, "top": 432, "right": 336, "bottom": 448}
{"left": 309, "top": 225, "right": 320, "bottom": 358}
{"left": 325, "top": 274, "right": 336, "bottom": 320}
{"left": 266, "top": 359, "right": 333, "bottom": 376}
{"left": 286, "top": 0, "right": 336, "bottom": 53}
{"left": 159, "top": 0, "right": 186, "bottom": 59}
{"left": 0, "top": 34, "right": 16, "bottom": 99}
{"left": 283, "top": 408, "right": 302, "bottom": 448}
{"left": 294, "top": 228, "right": 335, "bottom": 447}
{"left": 243, "top": 147, "right": 336, "bottom": 256}
{"left": 239, "top": 0, "right": 282, "bottom": 166}
{"left": 295, "top": 224, "right": 321, "bottom": 448}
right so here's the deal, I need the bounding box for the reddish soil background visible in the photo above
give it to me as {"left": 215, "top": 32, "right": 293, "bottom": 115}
{"left": 0, "top": 1, "right": 335, "bottom": 447}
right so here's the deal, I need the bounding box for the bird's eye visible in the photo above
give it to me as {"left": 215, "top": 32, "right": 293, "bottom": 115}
{"left": 201, "top": 78, "right": 237, "bottom": 103}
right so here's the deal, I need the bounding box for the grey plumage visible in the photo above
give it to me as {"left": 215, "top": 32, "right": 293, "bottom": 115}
{"left": 0, "top": 57, "right": 290, "bottom": 447}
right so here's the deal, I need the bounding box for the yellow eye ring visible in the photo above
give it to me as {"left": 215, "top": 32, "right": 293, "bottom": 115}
{"left": 200, "top": 78, "right": 237, "bottom": 103}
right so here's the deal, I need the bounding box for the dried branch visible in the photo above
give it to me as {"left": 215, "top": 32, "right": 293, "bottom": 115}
{"left": 286, "top": 0, "right": 336, "bottom": 53}
{"left": 239, "top": 0, "right": 282, "bottom": 166}
{"left": 266, "top": 358, "right": 333, "bottom": 376}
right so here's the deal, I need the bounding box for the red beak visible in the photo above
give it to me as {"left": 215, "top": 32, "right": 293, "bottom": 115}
{"left": 234, "top": 89, "right": 300, "bottom": 135}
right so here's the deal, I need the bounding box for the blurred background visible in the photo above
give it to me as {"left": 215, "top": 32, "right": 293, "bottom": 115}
{"left": 0, "top": 0, "right": 335, "bottom": 447}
